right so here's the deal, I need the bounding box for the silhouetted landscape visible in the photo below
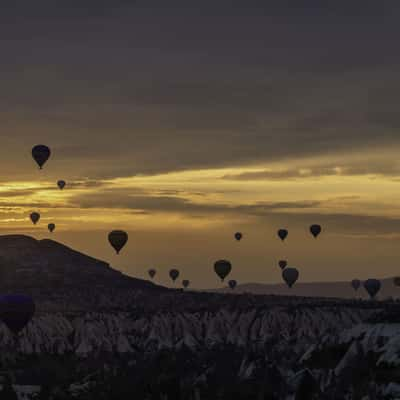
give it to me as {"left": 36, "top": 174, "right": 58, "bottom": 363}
{"left": 0, "top": 235, "right": 397, "bottom": 399}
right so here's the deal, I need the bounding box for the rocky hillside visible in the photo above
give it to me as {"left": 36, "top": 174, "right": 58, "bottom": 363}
{"left": 0, "top": 235, "right": 399, "bottom": 399}
{"left": 0, "top": 302, "right": 399, "bottom": 399}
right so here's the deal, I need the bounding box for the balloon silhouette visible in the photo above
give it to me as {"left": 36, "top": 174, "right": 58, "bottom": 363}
{"left": 32, "top": 145, "right": 51, "bottom": 169}
{"left": 310, "top": 224, "right": 322, "bottom": 238}
{"left": 214, "top": 260, "right": 232, "bottom": 282}
{"left": 282, "top": 268, "right": 299, "bottom": 288}
{"left": 182, "top": 280, "right": 190, "bottom": 289}
{"left": 48, "top": 223, "right": 55, "bottom": 233}
{"left": 148, "top": 269, "right": 156, "bottom": 279}
{"left": 0, "top": 295, "right": 35, "bottom": 335}
{"left": 228, "top": 280, "right": 237, "bottom": 290}
{"left": 278, "top": 229, "right": 288, "bottom": 241}
{"left": 169, "top": 269, "right": 179, "bottom": 282}
{"left": 278, "top": 260, "right": 287, "bottom": 270}
{"left": 108, "top": 230, "right": 128, "bottom": 255}
{"left": 234, "top": 232, "right": 242, "bottom": 241}
{"left": 30, "top": 212, "right": 40, "bottom": 225}
{"left": 351, "top": 279, "right": 361, "bottom": 291}
{"left": 57, "top": 180, "right": 66, "bottom": 190}
{"left": 363, "top": 279, "right": 381, "bottom": 299}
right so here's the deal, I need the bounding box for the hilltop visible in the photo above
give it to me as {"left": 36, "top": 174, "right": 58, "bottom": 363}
{"left": 0, "top": 234, "right": 158, "bottom": 289}
{"left": 0, "top": 235, "right": 166, "bottom": 312}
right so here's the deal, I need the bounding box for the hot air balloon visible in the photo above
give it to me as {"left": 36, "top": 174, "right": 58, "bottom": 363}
{"left": 0, "top": 295, "right": 35, "bottom": 335}
{"left": 234, "top": 232, "right": 242, "bottom": 241}
{"left": 228, "top": 280, "right": 237, "bottom": 290}
{"left": 182, "top": 280, "right": 190, "bottom": 289}
{"left": 57, "top": 180, "right": 66, "bottom": 190}
{"left": 214, "top": 260, "right": 232, "bottom": 282}
{"left": 48, "top": 223, "right": 55, "bottom": 233}
{"left": 394, "top": 277, "right": 400, "bottom": 287}
{"left": 278, "top": 260, "right": 287, "bottom": 270}
{"left": 310, "top": 224, "right": 322, "bottom": 238}
{"left": 363, "top": 279, "right": 381, "bottom": 299}
{"left": 278, "top": 229, "right": 288, "bottom": 241}
{"left": 169, "top": 269, "right": 179, "bottom": 282}
{"left": 32, "top": 145, "right": 51, "bottom": 169}
{"left": 30, "top": 212, "right": 40, "bottom": 225}
{"left": 351, "top": 279, "right": 361, "bottom": 291}
{"left": 108, "top": 230, "right": 128, "bottom": 254}
{"left": 148, "top": 269, "right": 156, "bottom": 279}
{"left": 282, "top": 267, "right": 299, "bottom": 288}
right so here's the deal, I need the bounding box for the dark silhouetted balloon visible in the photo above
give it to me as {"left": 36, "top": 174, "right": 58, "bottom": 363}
{"left": 310, "top": 224, "right": 322, "bottom": 238}
{"left": 278, "top": 260, "right": 287, "bottom": 270}
{"left": 363, "top": 279, "right": 381, "bottom": 299}
{"left": 148, "top": 269, "right": 156, "bottom": 279}
{"left": 394, "top": 277, "right": 400, "bottom": 287}
{"left": 30, "top": 212, "right": 40, "bottom": 225}
{"left": 282, "top": 267, "right": 299, "bottom": 288}
{"left": 108, "top": 230, "right": 128, "bottom": 254}
{"left": 0, "top": 295, "right": 35, "bottom": 335}
{"left": 234, "top": 232, "right": 242, "bottom": 241}
{"left": 278, "top": 229, "right": 288, "bottom": 241}
{"left": 169, "top": 269, "right": 179, "bottom": 282}
{"left": 32, "top": 145, "right": 51, "bottom": 169}
{"left": 48, "top": 223, "right": 55, "bottom": 233}
{"left": 57, "top": 180, "right": 66, "bottom": 190}
{"left": 182, "top": 280, "right": 190, "bottom": 288}
{"left": 214, "top": 260, "right": 232, "bottom": 282}
{"left": 228, "top": 280, "right": 237, "bottom": 289}
{"left": 351, "top": 279, "right": 361, "bottom": 291}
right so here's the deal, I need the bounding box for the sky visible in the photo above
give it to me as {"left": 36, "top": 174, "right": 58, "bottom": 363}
{"left": 1, "top": 1, "right": 400, "bottom": 288}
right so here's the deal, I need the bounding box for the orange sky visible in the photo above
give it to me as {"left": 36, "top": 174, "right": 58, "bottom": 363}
{"left": 1, "top": 1, "right": 400, "bottom": 287}
{"left": 1, "top": 145, "right": 400, "bottom": 288}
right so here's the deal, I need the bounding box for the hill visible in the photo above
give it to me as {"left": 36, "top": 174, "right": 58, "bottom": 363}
{"left": 219, "top": 278, "right": 399, "bottom": 299}
{"left": 0, "top": 235, "right": 166, "bottom": 312}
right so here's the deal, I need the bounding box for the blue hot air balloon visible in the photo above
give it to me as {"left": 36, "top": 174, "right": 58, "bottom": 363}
{"left": 0, "top": 295, "right": 35, "bottom": 335}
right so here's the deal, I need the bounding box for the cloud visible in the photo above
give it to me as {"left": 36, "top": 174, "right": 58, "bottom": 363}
{"left": 72, "top": 187, "right": 322, "bottom": 215}
{"left": 263, "top": 211, "right": 400, "bottom": 237}
{"left": 223, "top": 162, "right": 400, "bottom": 181}
{"left": 0, "top": 1, "right": 399, "bottom": 182}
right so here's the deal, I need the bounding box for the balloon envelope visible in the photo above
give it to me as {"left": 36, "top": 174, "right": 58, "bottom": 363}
{"left": 57, "top": 180, "right": 66, "bottom": 190}
{"left": 278, "top": 260, "right": 287, "bottom": 270}
{"left": 228, "top": 280, "right": 237, "bottom": 289}
{"left": 148, "top": 269, "right": 156, "bottom": 279}
{"left": 169, "top": 269, "right": 179, "bottom": 282}
{"left": 278, "top": 229, "right": 288, "bottom": 241}
{"left": 363, "top": 279, "right": 381, "bottom": 299}
{"left": 282, "top": 268, "right": 299, "bottom": 288}
{"left": 48, "top": 223, "right": 55, "bottom": 233}
{"left": 234, "top": 232, "right": 242, "bottom": 241}
{"left": 182, "top": 280, "right": 190, "bottom": 288}
{"left": 351, "top": 279, "right": 361, "bottom": 291}
{"left": 32, "top": 145, "right": 51, "bottom": 169}
{"left": 30, "top": 212, "right": 40, "bottom": 225}
{"left": 310, "top": 224, "right": 322, "bottom": 238}
{"left": 0, "top": 295, "right": 35, "bottom": 335}
{"left": 214, "top": 260, "right": 232, "bottom": 282}
{"left": 108, "top": 230, "right": 128, "bottom": 254}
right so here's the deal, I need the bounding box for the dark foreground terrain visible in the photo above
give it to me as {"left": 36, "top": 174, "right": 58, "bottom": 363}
{"left": 0, "top": 236, "right": 399, "bottom": 399}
